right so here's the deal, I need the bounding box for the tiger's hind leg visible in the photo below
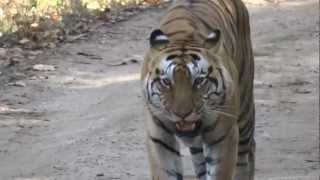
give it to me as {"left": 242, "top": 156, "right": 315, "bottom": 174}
{"left": 147, "top": 117, "right": 183, "bottom": 180}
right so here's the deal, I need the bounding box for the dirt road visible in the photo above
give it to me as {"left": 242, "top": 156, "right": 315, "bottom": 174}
{"left": 0, "top": 0, "right": 319, "bottom": 179}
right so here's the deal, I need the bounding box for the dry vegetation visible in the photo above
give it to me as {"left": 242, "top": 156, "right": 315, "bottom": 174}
{"left": 0, "top": 0, "right": 162, "bottom": 49}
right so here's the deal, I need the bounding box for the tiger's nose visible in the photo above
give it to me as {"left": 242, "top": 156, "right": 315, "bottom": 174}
{"left": 173, "top": 109, "right": 193, "bottom": 119}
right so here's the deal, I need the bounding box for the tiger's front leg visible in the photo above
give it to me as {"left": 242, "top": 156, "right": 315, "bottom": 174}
{"left": 147, "top": 117, "right": 183, "bottom": 180}
{"left": 203, "top": 125, "right": 239, "bottom": 180}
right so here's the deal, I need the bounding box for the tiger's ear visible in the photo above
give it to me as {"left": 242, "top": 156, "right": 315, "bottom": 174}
{"left": 149, "top": 29, "right": 169, "bottom": 49}
{"left": 204, "top": 29, "right": 221, "bottom": 49}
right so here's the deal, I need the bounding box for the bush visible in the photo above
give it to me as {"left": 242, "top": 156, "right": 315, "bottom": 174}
{"left": 0, "top": 0, "right": 160, "bottom": 49}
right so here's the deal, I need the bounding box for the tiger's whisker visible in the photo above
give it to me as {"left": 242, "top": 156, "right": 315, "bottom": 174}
{"left": 207, "top": 109, "right": 238, "bottom": 119}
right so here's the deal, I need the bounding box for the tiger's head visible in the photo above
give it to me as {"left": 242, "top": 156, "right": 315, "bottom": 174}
{"left": 141, "top": 29, "right": 238, "bottom": 137}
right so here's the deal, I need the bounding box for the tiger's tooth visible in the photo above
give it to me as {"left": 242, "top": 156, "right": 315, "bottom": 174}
{"left": 191, "top": 123, "right": 195, "bottom": 130}
{"left": 176, "top": 121, "right": 197, "bottom": 132}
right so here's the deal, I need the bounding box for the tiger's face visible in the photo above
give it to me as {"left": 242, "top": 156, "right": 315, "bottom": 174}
{"left": 142, "top": 29, "right": 235, "bottom": 136}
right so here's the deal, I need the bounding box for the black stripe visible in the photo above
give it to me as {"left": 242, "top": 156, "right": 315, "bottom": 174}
{"left": 166, "top": 30, "right": 190, "bottom": 37}
{"left": 239, "top": 130, "right": 254, "bottom": 145}
{"left": 150, "top": 137, "right": 180, "bottom": 156}
{"left": 162, "top": 16, "right": 195, "bottom": 28}
{"left": 205, "top": 157, "right": 221, "bottom": 165}
{"left": 199, "top": 161, "right": 206, "bottom": 167}
{"left": 207, "top": 134, "right": 226, "bottom": 146}
{"left": 238, "top": 100, "right": 254, "bottom": 123}
{"left": 239, "top": 113, "right": 252, "bottom": 134}
{"left": 208, "top": 77, "right": 219, "bottom": 88}
{"left": 191, "top": 3, "right": 226, "bottom": 30}
{"left": 239, "top": 118, "right": 253, "bottom": 136}
{"left": 152, "top": 116, "right": 174, "bottom": 135}
{"left": 146, "top": 75, "right": 151, "bottom": 102}
{"left": 189, "top": 147, "right": 203, "bottom": 154}
{"left": 177, "top": 173, "right": 183, "bottom": 180}
{"left": 238, "top": 150, "right": 249, "bottom": 156}
{"left": 187, "top": 8, "right": 213, "bottom": 32}
{"left": 239, "top": 136, "right": 252, "bottom": 146}
{"left": 218, "top": 93, "right": 227, "bottom": 106}
{"left": 168, "top": 4, "right": 189, "bottom": 12}
{"left": 197, "top": 171, "right": 206, "bottom": 178}
{"left": 236, "top": 162, "right": 248, "bottom": 166}
{"left": 165, "top": 169, "right": 183, "bottom": 180}
{"left": 217, "top": 68, "right": 226, "bottom": 91}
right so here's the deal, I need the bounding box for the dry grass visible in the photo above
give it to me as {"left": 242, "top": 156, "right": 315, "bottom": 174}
{"left": 0, "top": 0, "right": 162, "bottom": 49}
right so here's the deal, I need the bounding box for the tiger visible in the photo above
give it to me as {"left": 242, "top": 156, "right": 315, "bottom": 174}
{"left": 140, "top": 0, "right": 255, "bottom": 179}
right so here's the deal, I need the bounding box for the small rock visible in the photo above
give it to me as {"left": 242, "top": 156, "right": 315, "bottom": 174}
{"left": 96, "top": 173, "right": 104, "bottom": 177}
{"left": 130, "top": 54, "right": 143, "bottom": 62}
{"left": 77, "top": 52, "right": 103, "bottom": 60}
{"left": 28, "top": 50, "right": 43, "bottom": 56}
{"left": 53, "top": 165, "right": 64, "bottom": 171}
{"left": 33, "top": 64, "right": 56, "bottom": 71}
{"left": 48, "top": 42, "right": 56, "bottom": 49}
{"left": 13, "top": 72, "right": 26, "bottom": 79}
{"left": 30, "top": 76, "right": 38, "bottom": 80}
{"left": 9, "top": 81, "right": 26, "bottom": 87}
{"left": 27, "top": 56, "right": 36, "bottom": 60}
{"left": 294, "top": 89, "right": 311, "bottom": 94}
{"left": 11, "top": 47, "right": 23, "bottom": 53}
{"left": 8, "top": 57, "right": 22, "bottom": 66}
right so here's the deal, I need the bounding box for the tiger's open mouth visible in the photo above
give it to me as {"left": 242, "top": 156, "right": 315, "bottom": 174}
{"left": 176, "top": 121, "right": 197, "bottom": 131}
{"left": 175, "top": 121, "right": 201, "bottom": 137}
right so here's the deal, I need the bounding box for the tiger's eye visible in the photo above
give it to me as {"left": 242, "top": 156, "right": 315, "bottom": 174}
{"left": 160, "top": 78, "right": 171, "bottom": 87}
{"left": 194, "top": 77, "right": 208, "bottom": 88}
{"left": 167, "top": 55, "right": 178, "bottom": 60}
{"left": 190, "top": 54, "right": 200, "bottom": 61}
{"left": 194, "top": 77, "right": 205, "bottom": 85}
